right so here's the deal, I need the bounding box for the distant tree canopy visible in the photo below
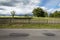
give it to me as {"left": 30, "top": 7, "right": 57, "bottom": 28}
{"left": 32, "top": 7, "right": 48, "bottom": 17}
{"left": 50, "top": 11, "right": 60, "bottom": 17}
{"left": 24, "top": 14, "right": 30, "bottom": 18}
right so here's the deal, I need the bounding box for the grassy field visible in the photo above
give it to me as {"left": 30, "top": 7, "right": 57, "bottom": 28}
{"left": 0, "top": 16, "right": 60, "bottom": 29}
{"left": 0, "top": 16, "right": 32, "bottom": 18}
{"left": 0, "top": 24, "right": 60, "bottom": 29}
{"left": 32, "top": 17, "right": 60, "bottom": 20}
{"left": 0, "top": 16, "right": 60, "bottom": 20}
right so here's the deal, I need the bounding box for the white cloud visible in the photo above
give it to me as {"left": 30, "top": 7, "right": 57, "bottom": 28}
{"left": 0, "top": 0, "right": 11, "bottom": 2}
{"left": 47, "top": 8, "right": 60, "bottom": 14}
{"left": 0, "top": 0, "right": 40, "bottom": 14}
{"left": 0, "top": 0, "right": 60, "bottom": 15}
{"left": 40, "top": 7, "right": 48, "bottom": 11}
{"left": 47, "top": 8, "right": 54, "bottom": 13}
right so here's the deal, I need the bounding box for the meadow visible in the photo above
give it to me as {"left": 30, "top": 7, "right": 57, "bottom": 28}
{"left": 0, "top": 16, "right": 60, "bottom": 29}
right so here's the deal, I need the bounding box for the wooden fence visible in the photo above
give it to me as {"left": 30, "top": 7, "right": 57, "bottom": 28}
{"left": 0, "top": 18, "right": 60, "bottom": 24}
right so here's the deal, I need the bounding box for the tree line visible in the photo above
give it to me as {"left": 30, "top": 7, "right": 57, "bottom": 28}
{"left": 10, "top": 7, "right": 60, "bottom": 18}
{"left": 32, "top": 7, "right": 60, "bottom": 17}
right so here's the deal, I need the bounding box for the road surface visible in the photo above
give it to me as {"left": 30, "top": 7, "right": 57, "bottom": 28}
{"left": 0, "top": 29, "right": 60, "bottom": 40}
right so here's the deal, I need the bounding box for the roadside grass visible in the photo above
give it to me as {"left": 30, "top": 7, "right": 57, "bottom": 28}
{"left": 0, "top": 16, "right": 60, "bottom": 29}
{"left": 0, "top": 24, "right": 60, "bottom": 29}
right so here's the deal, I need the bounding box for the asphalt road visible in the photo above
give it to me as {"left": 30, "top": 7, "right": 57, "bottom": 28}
{"left": 0, "top": 29, "right": 60, "bottom": 40}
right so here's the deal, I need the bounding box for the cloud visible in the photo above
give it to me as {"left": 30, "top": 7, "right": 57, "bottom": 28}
{"left": 47, "top": 8, "right": 60, "bottom": 14}
{"left": 39, "top": 0, "right": 60, "bottom": 14}
{"left": 0, "top": 0, "right": 40, "bottom": 14}
{"left": 0, "top": 8, "right": 5, "bottom": 10}
{"left": 0, "top": 0, "right": 39, "bottom": 7}
{"left": 47, "top": 8, "right": 55, "bottom": 13}
{"left": 0, "top": 0, "right": 60, "bottom": 14}
{"left": 0, "top": 0, "right": 18, "bottom": 7}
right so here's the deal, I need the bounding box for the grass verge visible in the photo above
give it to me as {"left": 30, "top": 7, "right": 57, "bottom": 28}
{"left": 0, "top": 24, "right": 60, "bottom": 29}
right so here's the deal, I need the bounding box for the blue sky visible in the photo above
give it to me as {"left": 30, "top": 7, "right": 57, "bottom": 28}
{"left": 39, "top": 0, "right": 60, "bottom": 9}
{"left": 0, "top": 0, "right": 60, "bottom": 14}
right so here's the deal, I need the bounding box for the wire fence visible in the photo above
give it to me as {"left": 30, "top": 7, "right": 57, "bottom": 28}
{"left": 0, "top": 18, "right": 60, "bottom": 24}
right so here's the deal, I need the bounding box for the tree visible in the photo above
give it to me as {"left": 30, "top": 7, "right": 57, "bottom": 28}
{"left": 32, "top": 7, "right": 48, "bottom": 17}
{"left": 50, "top": 11, "right": 60, "bottom": 17}
{"left": 10, "top": 11, "right": 15, "bottom": 23}
{"left": 49, "top": 13, "right": 54, "bottom": 17}
{"left": 11, "top": 11, "right": 15, "bottom": 18}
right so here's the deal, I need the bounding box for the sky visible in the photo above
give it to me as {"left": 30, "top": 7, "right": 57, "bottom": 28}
{"left": 0, "top": 0, "right": 60, "bottom": 14}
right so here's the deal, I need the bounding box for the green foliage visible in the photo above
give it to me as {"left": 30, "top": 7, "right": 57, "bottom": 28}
{"left": 0, "top": 24, "right": 60, "bottom": 29}
{"left": 50, "top": 13, "right": 54, "bottom": 17}
{"left": 11, "top": 11, "right": 15, "bottom": 18}
{"left": 10, "top": 11, "right": 15, "bottom": 24}
{"left": 24, "top": 14, "right": 29, "bottom": 17}
{"left": 32, "top": 7, "right": 48, "bottom": 17}
{"left": 50, "top": 11, "right": 60, "bottom": 17}
{"left": 44, "top": 12, "right": 48, "bottom": 17}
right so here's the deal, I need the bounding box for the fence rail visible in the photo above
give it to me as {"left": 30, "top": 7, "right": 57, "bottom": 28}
{"left": 0, "top": 18, "right": 60, "bottom": 24}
